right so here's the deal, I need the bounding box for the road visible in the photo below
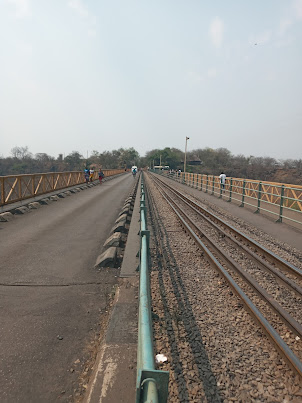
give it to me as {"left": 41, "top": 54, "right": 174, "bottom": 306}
{"left": 0, "top": 174, "right": 134, "bottom": 402}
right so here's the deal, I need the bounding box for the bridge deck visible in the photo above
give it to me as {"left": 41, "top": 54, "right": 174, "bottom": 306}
{"left": 0, "top": 172, "right": 301, "bottom": 402}
{"left": 0, "top": 174, "right": 134, "bottom": 402}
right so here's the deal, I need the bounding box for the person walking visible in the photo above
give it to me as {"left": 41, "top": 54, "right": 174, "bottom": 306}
{"left": 98, "top": 168, "right": 105, "bottom": 184}
{"left": 89, "top": 168, "right": 95, "bottom": 182}
{"left": 84, "top": 168, "right": 90, "bottom": 184}
{"left": 219, "top": 172, "right": 226, "bottom": 191}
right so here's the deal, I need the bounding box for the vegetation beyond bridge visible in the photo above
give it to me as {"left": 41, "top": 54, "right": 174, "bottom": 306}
{"left": 1, "top": 146, "right": 301, "bottom": 185}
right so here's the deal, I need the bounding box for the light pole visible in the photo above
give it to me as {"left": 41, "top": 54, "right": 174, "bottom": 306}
{"left": 184, "top": 136, "right": 190, "bottom": 174}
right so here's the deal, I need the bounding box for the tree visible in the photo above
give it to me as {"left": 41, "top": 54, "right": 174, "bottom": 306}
{"left": 64, "top": 151, "right": 84, "bottom": 170}
{"left": 144, "top": 148, "right": 183, "bottom": 169}
{"left": 11, "top": 146, "right": 32, "bottom": 160}
{"left": 35, "top": 153, "right": 52, "bottom": 162}
{"left": 118, "top": 148, "right": 140, "bottom": 168}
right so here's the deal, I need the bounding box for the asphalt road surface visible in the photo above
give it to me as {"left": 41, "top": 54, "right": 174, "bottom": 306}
{"left": 0, "top": 174, "right": 134, "bottom": 402}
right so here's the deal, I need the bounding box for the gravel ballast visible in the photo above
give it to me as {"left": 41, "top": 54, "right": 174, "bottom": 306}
{"left": 145, "top": 173, "right": 302, "bottom": 403}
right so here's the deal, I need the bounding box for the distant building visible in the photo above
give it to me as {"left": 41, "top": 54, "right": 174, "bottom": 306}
{"left": 181, "top": 160, "right": 202, "bottom": 166}
{"left": 154, "top": 165, "right": 169, "bottom": 171}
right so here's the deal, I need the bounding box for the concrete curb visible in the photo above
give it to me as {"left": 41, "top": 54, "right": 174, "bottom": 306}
{"left": 14, "top": 206, "right": 30, "bottom": 214}
{"left": 115, "top": 213, "right": 130, "bottom": 224}
{"left": 95, "top": 247, "right": 117, "bottom": 268}
{"left": 0, "top": 212, "right": 15, "bottom": 222}
{"left": 85, "top": 175, "right": 141, "bottom": 403}
{"left": 103, "top": 232, "right": 123, "bottom": 248}
{"left": 40, "top": 198, "right": 52, "bottom": 205}
{"left": 28, "top": 202, "right": 42, "bottom": 209}
{"left": 95, "top": 175, "right": 140, "bottom": 269}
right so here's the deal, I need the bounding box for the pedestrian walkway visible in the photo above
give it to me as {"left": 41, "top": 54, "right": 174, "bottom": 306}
{"left": 84, "top": 178, "right": 141, "bottom": 403}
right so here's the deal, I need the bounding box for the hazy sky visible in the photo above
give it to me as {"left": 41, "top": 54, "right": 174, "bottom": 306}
{"left": 1, "top": 0, "right": 301, "bottom": 160}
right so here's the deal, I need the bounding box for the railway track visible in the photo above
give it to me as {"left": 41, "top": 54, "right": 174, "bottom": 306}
{"left": 145, "top": 172, "right": 302, "bottom": 402}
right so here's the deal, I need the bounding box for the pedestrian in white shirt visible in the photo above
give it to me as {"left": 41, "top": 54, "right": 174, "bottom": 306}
{"left": 219, "top": 172, "right": 226, "bottom": 191}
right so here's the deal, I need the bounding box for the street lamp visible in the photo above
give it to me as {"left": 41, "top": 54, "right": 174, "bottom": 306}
{"left": 184, "top": 136, "right": 190, "bottom": 174}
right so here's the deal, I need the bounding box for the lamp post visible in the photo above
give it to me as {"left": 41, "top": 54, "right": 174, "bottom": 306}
{"left": 184, "top": 136, "right": 190, "bottom": 174}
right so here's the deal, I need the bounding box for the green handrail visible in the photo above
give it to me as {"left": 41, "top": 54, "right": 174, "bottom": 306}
{"left": 136, "top": 174, "right": 169, "bottom": 403}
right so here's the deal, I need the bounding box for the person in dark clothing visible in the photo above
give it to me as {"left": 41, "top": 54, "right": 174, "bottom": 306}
{"left": 84, "top": 168, "right": 90, "bottom": 184}
{"left": 98, "top": 168, "right": 105, "bottom": 184}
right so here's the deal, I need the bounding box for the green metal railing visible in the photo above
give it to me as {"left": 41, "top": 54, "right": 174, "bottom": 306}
{"left": 154, "top": 171, "right": 302, "bottom": 229}
{"left": 136, "top": 175, "right": 169, "bottom": 403}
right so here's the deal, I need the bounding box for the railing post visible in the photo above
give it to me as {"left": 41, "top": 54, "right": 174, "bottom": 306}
{"left": 276, "top": 185, "right": 285, "bottom": 223}
{"left": 255, "top": 181, "right": 262, "bottom": 213}
{"left": 18, "top": 177, "right": 22, "bottom": 200}
{"left": 228, "top": 178, "right": 233, "bottom": 202}
{"left": 206, "top": 175, "right": 208, "bottom": 193}
{"left": 1, "top": 177, "right": 4, "bottom": 205}
{"left": 211, "top": 175, "right": 215, "bottom": 195}
{"left": 200, "top": 174, "right": 202, "bottom": 191}
{"left": 240, "top": 179, "right": 246, "bottom": 207}
{"left": 31, "top": 175, "right": 35, "bottom": 197}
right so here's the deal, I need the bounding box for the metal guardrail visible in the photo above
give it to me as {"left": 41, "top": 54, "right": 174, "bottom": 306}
{"left": 154, "top": 171, "right": 302, "bottom": 228}
{"left": 0, "top": 169, "right": 126, "bottom": 207}
{"left": 136, "top": 174, "right": 169, "bottom": 403}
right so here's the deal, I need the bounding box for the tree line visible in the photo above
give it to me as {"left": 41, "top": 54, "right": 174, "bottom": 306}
{"left": 0, "top": 147, "right": 140, "bottom": 175}
{"left": 1, "top": 146, "right": 301, "bottom": 185}
{"left": 143, "top": 147, "right": 302, "bottom": 185}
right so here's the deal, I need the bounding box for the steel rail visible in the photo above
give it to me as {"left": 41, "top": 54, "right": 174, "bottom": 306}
{"left": 151, "top": 173, "right": 302, "bottom": 280}
{"left": 151, "top": 177, "right": 302, "bottom": 378}
{"left": 155, "top": 178, "right": 302, "bottom": 298}
{"left": 154, "top": 179, "right": 302, "bottom": 339}
{"left": 145, "top": 173, "right": 225, "bottom": 403}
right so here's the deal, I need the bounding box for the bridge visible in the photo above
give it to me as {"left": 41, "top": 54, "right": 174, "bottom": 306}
{"left": 0, "top": 170, "right": 301, "bottom": 402}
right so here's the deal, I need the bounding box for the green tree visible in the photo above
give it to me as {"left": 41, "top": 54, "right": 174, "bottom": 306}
{"left": 118, "top": 147, "right": 140, "bottom": 168}
{"left": 64, "top": 151, "right": 84, "bottom": 170}
{"left": 144, "top": 147, "right": 183, "bottom": 169}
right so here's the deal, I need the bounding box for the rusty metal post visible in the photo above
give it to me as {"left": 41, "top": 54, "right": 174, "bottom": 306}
{"left": 1, "top": 177, "right": 4, "bottom": 205}
{"left": 240, "top": 180, "right": 246, "bottom": 207}
{"left": 276, "top": 185, "right": 285, "bottom": 223}
{"left": 255, "top": 181, "right": 262, "bottom": 213}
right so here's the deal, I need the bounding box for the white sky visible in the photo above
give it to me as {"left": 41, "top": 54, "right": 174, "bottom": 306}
{"left": 0, "top": 0, "right": 301, "bottom": 160}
